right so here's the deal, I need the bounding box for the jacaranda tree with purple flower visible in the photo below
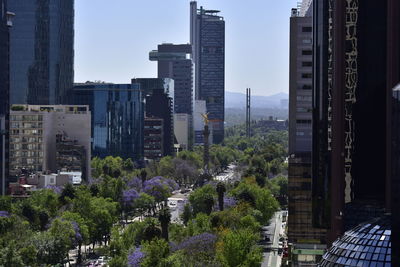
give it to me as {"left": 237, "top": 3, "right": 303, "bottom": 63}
{"left": 127, "top": 177, "right": 143, "bottom": 192}
{"left": 127, "top": 247, "right": 145, "bottom": 267}
{"left": 172, "top": 232, "right": 217, "bottom": 264}
{"left": 61, "top": 211, "right": 89, "bottom": 264}
{"left": 143, "top": 176, "right": 177, "bottom": 204}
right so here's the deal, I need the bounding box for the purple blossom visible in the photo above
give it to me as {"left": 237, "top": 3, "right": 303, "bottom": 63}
{"left": 171, "top": 233, "right": 217, "bottom": 254}
{"left": 128, "top": 247, "right": 145, "bottom": 267}
{"left": 123, "top": 189, "right": 140, "bottom": 206}
{"left": 45, "top": 185, "right": 62, "bottom": 194}
{"left": 143, "top": 176, "right": 177, "bottom": 202}
{"left": 71, "top": 221, "right": 82, "bottom": 245}
{"left": 213, "top": 197, "right": 237, "bottom": 211}
{"left": 223, "top": 197, "right": 237, "bottom": 209}
{"left": 127, "top": 177, "right": 143, "bottom": 192}
{"left": 0, "top": 211, "right": 10, "bottom": 217}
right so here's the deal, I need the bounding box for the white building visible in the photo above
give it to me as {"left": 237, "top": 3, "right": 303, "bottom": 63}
{"left": 174, "top": 113, "right": 191, "bottom": 150}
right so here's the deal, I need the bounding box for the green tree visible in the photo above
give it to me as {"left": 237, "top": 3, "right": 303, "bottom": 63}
{"left": 158, "top": 207, "right": 171, "bottom": 241}
{"left": 181, "top": 204, "right": 192, "bottom": 226}
{"left": 141, "top": 238, "right": 170, "bottom": 267}
{"left": 216, "top": 228, "right": 262, "bottom": 267}
{"left": 60, "top": 183, "right": 76, "bottom": 205}
{"left": 61, "top": 211, "right": 90, "bottom": 264}
{"left": 189, "top": 184, "right": 216, "bottom": 215}
{"left": 216, "top": 182, "right": 226, "bottom": 211}
{"left": 0, "top": 242, "right": 24, "bottom": 267}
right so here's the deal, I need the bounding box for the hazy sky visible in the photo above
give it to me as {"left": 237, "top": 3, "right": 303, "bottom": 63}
{"left": 75, "top": 0, "right": 298, "bottom": 96}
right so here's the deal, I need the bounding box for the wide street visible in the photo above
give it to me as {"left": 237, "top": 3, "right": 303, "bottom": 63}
{"left": 214, "top": 164, "right": 239, "bottom": 182}
{"left": 261, "top": 211, "right": 284, "bottom": 267}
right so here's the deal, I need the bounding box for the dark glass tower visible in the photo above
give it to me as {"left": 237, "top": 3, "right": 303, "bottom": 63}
{"left": 131, "top": 78, "right": 174, "bottom": 157}
{"left": 73, "top": 83, "right": 144, "bottom": 161}
{"left": 190, "top": 1, "right": 225, "bottom": 144}
{"left": 0, "top": 0, "right": 10, "bottom": 195}
{"left": 7, "top": 0, "right": 74, "bottom": 105}
{"left": 312, "top": 1, "right": 400, "bottom": 257}
{"left": 145, "top": 90, "right": 174, "bottom": 157}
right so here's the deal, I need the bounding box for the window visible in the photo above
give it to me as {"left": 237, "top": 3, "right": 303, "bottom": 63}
{"left": 302, "top": 26, "right": 312, "bottom": 32}
{"left": 302, "top": 61, "right": 312, "bottom": 67}
{"left": 296, "top": 119, "right": 312, "bottom": 124}
{"left": 302, "top": 50, "right": 312, "bottom": 56}
{"left": 302, "top": 39, "right": 312, "bottom": 44}
{"left": 302, "top": 73, "right": 312, "bottom": 79}
{"left": 297, "top": 107, "right": 310, "bottom": 113}
{"left": 302, "top": 84, "right": 312, "bottom": 90}
{"left": 297, "top": 95, "right": 312, "bottom": 101}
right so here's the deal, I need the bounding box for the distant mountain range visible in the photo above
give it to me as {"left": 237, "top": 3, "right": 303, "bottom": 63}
{"left": 225, "top": 91, "right": 288, "bottom": 109}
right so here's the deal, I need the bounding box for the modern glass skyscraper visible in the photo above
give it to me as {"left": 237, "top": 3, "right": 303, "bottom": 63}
{"left": 0, "top": 0, "right": 11, "bottom": 195}
{"left": 311, "top": 4, "right": 400, "bottom": 264}
{"left": 7, "top": 0, "right": 74, "bottom": 105}
{"left": 132, "top": 78, "right": 175, "bottom": 157}
{"left": 73, "top": 83, "right": 144, "bottom": 161}
{"left": 190, "top": 1, "right": 225, "bottom": 144}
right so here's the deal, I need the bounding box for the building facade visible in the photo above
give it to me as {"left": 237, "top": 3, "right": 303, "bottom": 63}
{"left": 0, "top": 0, "right": 12, "bottom": 195}
{"left": 56, "top": 134, "right": 87, "bottom": 179}
{"left": 145, "top": 89, "right": 174, "bottom": 157}
{"left": 311, "top": 2, "right": 400, "bottom": 265}
{"left": 149, "top": 44, "right": 193, "bottom": 115}
{"left": 9, "top": 105, "right": 91, "bottom": 180}
{"left": 174, "top": 113, "right": 190, "bottom": 150}
{"left": 288, "top": 2, "right": 327, "bottom": 265}
{"left": 144, "top": 117, "right": 164, "bottom": 161}
{"left": 190, "top": 1, "right": 225, "bottom": 144}
{"left": 7, "top": 0, "right": 74, "bottom": 105}
{"left": 73, "top": 83, "right": 144, "bottom": 161}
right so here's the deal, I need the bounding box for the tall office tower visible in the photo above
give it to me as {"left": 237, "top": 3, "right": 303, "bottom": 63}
{"left": 73, "top": 83, "right": 144, "bottom": 161}
{"left": 149, "top": 44, "right": 193, "bottom": 115}
{"left": 190, "top": 1, "right": 225, "bottom": 144}
{"left": 7, "top": 0, "right": 74, "bottom": 105}
{"left": 132, "top": 78, "right": 174, "bottom": 158}
{"left": 288, "top": 1, "right": 327, "bottom": 265}
{"left": 312, "top": 1, "right": 400, "bottom": 262}
{"left": 145, "top": 89, "right": 174, "bottom": 157}
{"left": 0, "top": 0, "right": 12, "bottom": 194}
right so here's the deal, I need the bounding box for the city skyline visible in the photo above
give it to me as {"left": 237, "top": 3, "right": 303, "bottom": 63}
{"left": 74, "top": 0, "right": 297, "bottom": 97}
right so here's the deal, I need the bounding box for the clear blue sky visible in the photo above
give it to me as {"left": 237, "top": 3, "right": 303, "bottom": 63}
{"left": 74, "top": 0, "right": 298, "bottom": 96}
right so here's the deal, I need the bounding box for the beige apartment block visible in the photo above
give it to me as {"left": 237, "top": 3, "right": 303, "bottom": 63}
{"left": 9, "top": 105, "right": 91, "bottom": 180}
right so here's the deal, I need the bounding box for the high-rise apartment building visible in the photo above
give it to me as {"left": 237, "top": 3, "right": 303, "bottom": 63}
{"left": 73, "top": 83, "right": 144, "bottom": 161}
{"left": 190, "top": 1, "right": 225, "bottom": 144}
{"left": 311, "top": 1, "right": 400, "bottom": 265}
{"left": 7, "top": 0, "right": 74, "bottom": 105}
{"left": 288, "top": 1, "right": 327, "bottom": 265}
{"left": 149, "top": 44, "right": 193, "bottom": 115}
{"left": 9, "top": 105, "right": 91, "bottom": 180}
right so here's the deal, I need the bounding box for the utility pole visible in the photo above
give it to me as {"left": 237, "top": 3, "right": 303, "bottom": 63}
{"left": 246, "top": 88, "right": 251, "bottom": 138}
